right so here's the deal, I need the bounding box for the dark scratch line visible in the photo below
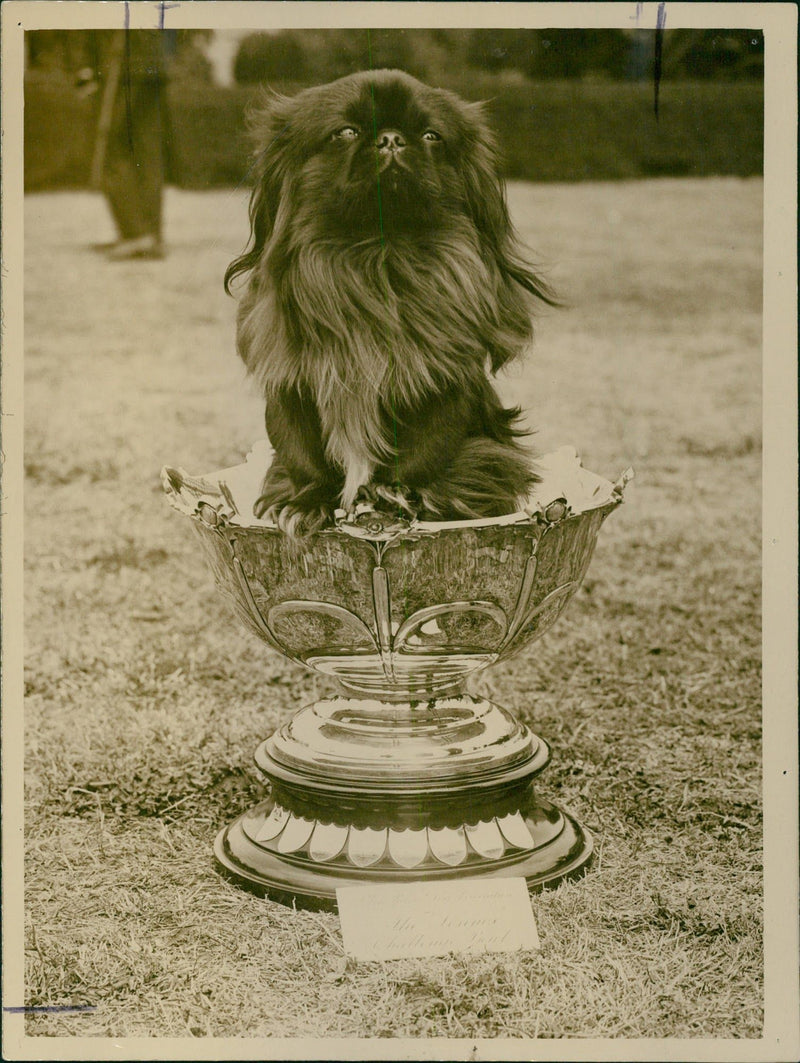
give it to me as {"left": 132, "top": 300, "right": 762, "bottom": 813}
{"left": 366, "top": 30, "right": 403, "bottom": 511}
{"left": 4, "top": 1005, "right": 97, "bottom": 1014}
{"left": 654, "top": 1, "right": 667, "bottom": 120}
{"left": 159, "top": 1, "right": 180, "bottom": 31}
{"left": 123, "top": 1, "right": 134, "bottom": 155}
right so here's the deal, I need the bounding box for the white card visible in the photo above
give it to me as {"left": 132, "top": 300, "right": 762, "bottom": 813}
{"left": 336, "top": 877, "right": 540, "bottom": 961}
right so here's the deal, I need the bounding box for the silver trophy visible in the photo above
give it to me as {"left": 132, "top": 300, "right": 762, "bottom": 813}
{"left": 163, "top": 442, "right": 631, "bottom": 907}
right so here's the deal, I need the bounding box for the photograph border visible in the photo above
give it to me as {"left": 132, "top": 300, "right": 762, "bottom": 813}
{"left": 2, "top": 3, "right": 797, "bottom": 1060}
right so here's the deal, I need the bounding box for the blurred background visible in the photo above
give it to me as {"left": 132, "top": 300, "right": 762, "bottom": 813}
{"left": 25, "top": 27, "right": 764, "bottom": 190}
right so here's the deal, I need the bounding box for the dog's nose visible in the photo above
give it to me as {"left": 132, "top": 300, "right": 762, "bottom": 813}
{"left": 376, "top": 129, "right": 406, "bottom": 153}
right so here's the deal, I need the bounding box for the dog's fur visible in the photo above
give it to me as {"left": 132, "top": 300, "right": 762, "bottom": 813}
{"left": 225, "top": 69, "right": 556, "bottom": 534}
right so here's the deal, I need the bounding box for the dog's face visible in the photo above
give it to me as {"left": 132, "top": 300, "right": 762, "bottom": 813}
{"left": 243, "top": 69, "right": 509, "bottom": 242}
{"left": 226, "top": 69, "right": 555, "bottom": 376}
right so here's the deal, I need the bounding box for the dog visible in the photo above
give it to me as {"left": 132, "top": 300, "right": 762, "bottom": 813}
{"left": 225, "top": 69, "right": 556, "bottom": 535}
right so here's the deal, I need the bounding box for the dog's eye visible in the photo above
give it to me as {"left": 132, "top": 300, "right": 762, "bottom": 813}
{"left": 333, "top": 126, "right": 360, "bottom": 141}
{"left": 422, "top": 130, "right": 442, "bottom": 142}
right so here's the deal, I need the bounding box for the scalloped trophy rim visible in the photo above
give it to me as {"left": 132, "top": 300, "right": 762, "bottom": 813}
{"left": 161, "top": 444, "right": 632, "bottom": 537}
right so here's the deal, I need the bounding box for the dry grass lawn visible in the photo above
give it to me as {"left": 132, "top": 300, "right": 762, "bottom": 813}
{"left": 20, "top": 177, "right": 762, "bottom": 1042}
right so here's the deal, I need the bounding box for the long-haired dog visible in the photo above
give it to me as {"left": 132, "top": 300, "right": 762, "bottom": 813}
{"left": 225, "top": 69, "right": 556, "bottom": 535}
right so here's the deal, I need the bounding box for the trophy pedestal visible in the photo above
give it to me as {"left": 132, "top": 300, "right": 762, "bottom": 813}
{"left": 213, "top": 693, "right": 593, "bottom": 908}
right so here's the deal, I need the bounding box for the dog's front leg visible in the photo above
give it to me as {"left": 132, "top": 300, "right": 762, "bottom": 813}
{"left": 255, "top": 387, "right": 343, "bottom": 535}
{"left": 368, "top": 387, "right": 474, "bottom": 517}
{"left": 378, "top": 385, "right": 534, "bottom": 520}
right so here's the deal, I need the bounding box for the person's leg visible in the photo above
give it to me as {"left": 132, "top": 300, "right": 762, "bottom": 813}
{"left": 129, "top": 79, "right": 165, "bottom": 242}
{"left": 102, "top": 157, "right": 148, "bottom": 240}
{"left": 101, "top": 79, "right": 164, "bottom": 255}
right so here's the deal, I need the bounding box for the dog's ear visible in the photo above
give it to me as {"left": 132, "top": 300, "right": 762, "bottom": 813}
{"left": 224, "top": 91, "right": 298, "bottom": 294}
{"left": 457, "top": 102, "right": 513, "bottom": 256}
{"left": 458, "top": 101, "right": 558, "bottom": 326}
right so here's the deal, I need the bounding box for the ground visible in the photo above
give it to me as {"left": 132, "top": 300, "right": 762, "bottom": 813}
{"left": 19, "top": 178, "right": 762, "bottom": 1040}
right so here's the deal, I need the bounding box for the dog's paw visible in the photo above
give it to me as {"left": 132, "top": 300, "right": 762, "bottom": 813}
{"left": 371, "top": 483, "right": 419, "bottom": 519}
{"left": 352, "top": 483, "right": 379, "bottom": 507}
{"left": 279, "top": 502, "right": 334, "bottom": 537}
{"left": 252, "top": 467, "right": 338, "bottom": 538}
{"left": 255, "top": 494, "right": 335, "bottom": 538}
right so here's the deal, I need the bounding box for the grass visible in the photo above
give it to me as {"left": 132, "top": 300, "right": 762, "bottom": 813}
{"left": 20, "top": 177, "right": 762, "bottom": 1041}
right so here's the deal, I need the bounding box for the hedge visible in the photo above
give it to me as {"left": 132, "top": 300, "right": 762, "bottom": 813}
{"left": 24, "top": 75, "right": 763, "bottom": 191}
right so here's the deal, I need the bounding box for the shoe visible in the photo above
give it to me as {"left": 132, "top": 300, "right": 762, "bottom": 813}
{"left": 106, "top": 235, "right": 165, "bottom": 261}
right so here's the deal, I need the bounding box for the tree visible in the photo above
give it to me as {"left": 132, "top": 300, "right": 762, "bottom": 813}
{"left": 527, "top": 29, "right": 631, "bottom": 80}
{"left": 466, "top": 29, "right": 539, "bottom": 74}
{"left": 233, "top": 32, "right": 307, "bottom": 84}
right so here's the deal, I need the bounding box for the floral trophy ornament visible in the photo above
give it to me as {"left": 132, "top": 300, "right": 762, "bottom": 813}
{"left": 162, "top": 443, "right": 632, "bottom": 907}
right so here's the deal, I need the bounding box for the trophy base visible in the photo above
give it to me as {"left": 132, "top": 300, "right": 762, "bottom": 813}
{"left": 212, "top": 693, "right": 592, "bottom": 908}
{"left": 214, "top": 794, "right": 592, "bottom": 910}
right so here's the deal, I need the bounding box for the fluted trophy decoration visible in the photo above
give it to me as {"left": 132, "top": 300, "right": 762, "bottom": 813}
{"left": 162, "top": 442, "right": 632, "bottom": 907}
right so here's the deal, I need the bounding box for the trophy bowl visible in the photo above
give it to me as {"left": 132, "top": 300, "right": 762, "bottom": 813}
{"left": 162, "top": 442, "right": 631, "bottom": 908}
